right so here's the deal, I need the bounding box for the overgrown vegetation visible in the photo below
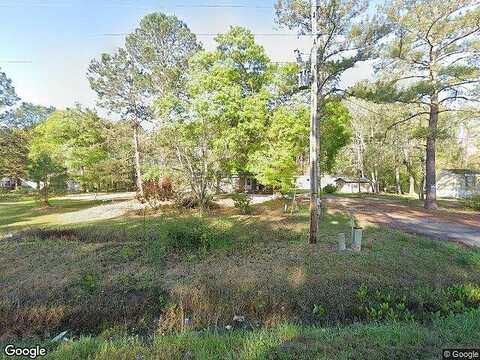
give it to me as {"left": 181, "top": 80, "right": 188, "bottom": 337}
{"left": 322, "top": 184, "right": 337, "bottom": 194}
{"left": 461, "top": 195, "right": 480, "bottom": 211}
{"left": 232, "top": 193, "right": 253, "bottom": 214}
{"left": 1, "top": 198, "right": 480, "bottom": 343}
{"left": 2, "top": 310, "right": 480, "bottom": 360}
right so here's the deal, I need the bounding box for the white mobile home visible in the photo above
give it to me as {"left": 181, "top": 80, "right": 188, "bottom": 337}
{"left": 437, "top": 169, "right": 480, "bottom": 199}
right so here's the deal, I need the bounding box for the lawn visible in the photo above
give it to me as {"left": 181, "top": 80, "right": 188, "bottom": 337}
{"left": 1, "top": 195, "right": 480, "bottom": 359}
{"left": 0, "top": 197, "right": 104, "bottom": 232}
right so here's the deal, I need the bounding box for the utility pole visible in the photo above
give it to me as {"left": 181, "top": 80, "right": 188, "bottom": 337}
{"left": 309, "top": 0, "right": 320, "bottom": 244}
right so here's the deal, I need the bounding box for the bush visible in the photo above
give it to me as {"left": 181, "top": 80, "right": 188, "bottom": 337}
{"left": 353, "top": 283, "right": 480, "bottom": 322}
{"left": 323, "top": 184, "right": 337, "bottom": 194}
{"left": 173, "top": 193, "right": 217, "bottom": 210}
{"left": 460, "top": 195, "right": 480, "bottom": 211}
{"left": 232, "top": 193, "right": 252, "bottom": 214}
{"left": 143, "top": 177, "right": 174, "bottom": 209}
{"left": 146, "top": 219, "right": 231, "bottom": 259}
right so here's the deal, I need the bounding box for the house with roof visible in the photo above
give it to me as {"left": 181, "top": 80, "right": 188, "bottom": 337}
{"left": 437, "top": 169, "right": 480, "bottom": 198}
{"left": 334, "top": 176, "right": 372, "bottom": 193}
{"left": 295, "top": 174, "right": 372, "bottom": 193}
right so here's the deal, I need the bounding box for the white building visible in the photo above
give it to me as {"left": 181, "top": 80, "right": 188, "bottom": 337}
{"left": 295, "top": 175, "right": 345, "bottom": 191}
{"left": 437, "top": 169, "right": 480, "bottom": 199}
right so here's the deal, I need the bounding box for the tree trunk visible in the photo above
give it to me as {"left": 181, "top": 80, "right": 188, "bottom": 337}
{"left": 409, "top": 175, "right": 416, "bottom": 196}
{"left": 395, "top": 166, "right": 401, "bottom": 194}
{"left": 370, "top": 171, "right": 376, "bottom": 193}
{"left": 43, "top": 176, "right": 49, "bottom": 206}
{"left": 132, "top": 123, "right": 144, "bottom": 198}
{"left": 419, "top": 175, "right": 425, "bottom": 200}
{"left": 424, "top": 95, "right": 438, "bottom": 209}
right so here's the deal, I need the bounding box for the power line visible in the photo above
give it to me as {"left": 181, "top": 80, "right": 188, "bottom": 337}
{"left": 0, "top": 60, "right": 33, "bottom": 64}
{"left": 99, "top": 32, "right": 311, "bottom": 37}
{"left": 0, "top": 2, "right": 274, "bottom": 8}
{"left": 174, "top": 4, "right": 272, "bottom": 8}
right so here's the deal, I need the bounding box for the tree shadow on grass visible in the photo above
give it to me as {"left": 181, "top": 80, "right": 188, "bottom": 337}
{"left": 0, "top": 198, "right": 105, "bottom": 233}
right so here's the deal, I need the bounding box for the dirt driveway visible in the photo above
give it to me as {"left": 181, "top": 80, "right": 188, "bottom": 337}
{"left": 326, "top": 195, "right": 480, "bottom": 248}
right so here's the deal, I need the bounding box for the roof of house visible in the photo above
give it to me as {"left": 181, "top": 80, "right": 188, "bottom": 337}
{"left": 442, "top": 169, "right": 480, "bottom": 175}
{"left": 335, "top": 176, "right": 371, "bottom": 183}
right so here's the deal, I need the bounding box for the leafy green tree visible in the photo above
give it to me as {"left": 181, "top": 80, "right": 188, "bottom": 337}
{"left": 0, "top": 68, "right": 18, "bottom": 110}
{"left": 249, "top": 100, "right": 351, "bottom": 193}
{"left": 103, "top": 120, "right": 136, "bottom": 191}
{"left": 0, "top": 102, "right": 55, "bottom": 128}
{"left": 275, "top": 0, "right": 385, "bottom": 97}
{"left": 155, "top": 27, "right": 296, "bottom": 206}
{"left": 248, "top": 105, "right": 309, "bottom": 193}
{"left": 0, "top": 127, "right": 30, "bottom": 182}
{"left": 29, "top": 108, "right": 110, "bottom": 192}
{"left": 28, "top": 152, "right": 64, "bottom": 205}
{"left": 156, "top": 27, "right": 289, "bottom": 198}
{"left": 88, "top": 12, "right": 200, "bottom": 197}
{"left": 353, "top": 0, "right": 480, "bottom": 208}
{"left": 0, "top": 68, "right": 20, "bottom": 181}
{"left": 185, "top": 27, "right": 272, "bottom": 176}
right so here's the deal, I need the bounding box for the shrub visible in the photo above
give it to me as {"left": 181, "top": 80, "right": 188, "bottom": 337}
{"left": 76, "top": 272, "right": 102, "bottom": 294}
{"left": 173, "top": 193, "right": 216, "bottom": 210}
{"left": 354, "top": 284, "right": 413, "bottom": 322}
{"left": 353, "top": 283, "right": 480, "bottom": 322}
{"left": 146, "top": 219, "right": 231, "bottom": 259}
{"left": 323, "top": 184, "right": 337, "bottom": 194}
{"left": 165, "top": 220, "right": 224, "bottom": 253}
{"left": 143, "top": 176, "right": 174, "bottom": 209}
{"left": 232, "top": 193, "right": 252, "bottom": 214}
{"left": 460, "top": 194, "right": 480, "bottom": 211}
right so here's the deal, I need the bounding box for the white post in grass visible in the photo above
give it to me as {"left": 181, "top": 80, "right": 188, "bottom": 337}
{"left": 337, "top": 233, "right": 346, "bottom": 251}
{"left": 350, "top": 218, "right": 355, "bottom": 243}
{"left": 352, "top": 227, "right": 363, "bottom": 252}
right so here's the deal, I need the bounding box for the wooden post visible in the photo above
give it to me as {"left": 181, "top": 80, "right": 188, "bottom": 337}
{"left": 309, "top": 0, "right": 320, "bottom": 244}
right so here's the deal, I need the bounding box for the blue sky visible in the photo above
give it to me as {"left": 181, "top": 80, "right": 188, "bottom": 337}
{"left": 0, "top": 0, "right": 372, "bottom": 110}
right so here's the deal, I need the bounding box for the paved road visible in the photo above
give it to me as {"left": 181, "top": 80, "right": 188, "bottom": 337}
{"left": 326, "top": 196, "right": 480, "bottom": 247}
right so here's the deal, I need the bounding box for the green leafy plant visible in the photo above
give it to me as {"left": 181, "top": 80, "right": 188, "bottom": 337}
{"left": 312, "top": 304, "right": 326, "bottom": 319}
{"left": 146, "top": 218, "right": 231, "bottom": 260}
{"left": 232, "top": 193, "right": 252, "bottom": 214}
{"left": 77, "top": 272, "right": 101, "bottom": 294}
{"left": 460, "top": 195, "right": 480, "bottom": 211}
{"left": 323, "top": 184, "right": 337, "bottom": 194}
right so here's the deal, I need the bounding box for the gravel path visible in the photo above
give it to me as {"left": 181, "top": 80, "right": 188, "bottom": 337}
{"left": 215, "top": 194, "right": 277, "bottom": 208}
{"left": 58, "top": 192, "right": 136, "bottom": 201}
{"left": 58, "top": 193, "right": 276, "bottom": 224}
{"left": 326, "top": 196, "right": 480, "bottom": 247}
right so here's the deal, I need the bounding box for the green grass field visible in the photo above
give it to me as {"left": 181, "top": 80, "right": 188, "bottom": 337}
{"left": 1, "top": 194, "right": 480, "bottom": 359}
{"left": 0, "top": 196, "right": 103, "bottom": 232}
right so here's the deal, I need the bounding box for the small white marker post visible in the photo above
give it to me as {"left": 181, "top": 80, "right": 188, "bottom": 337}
{"left": 350, "top": 218, "right": 355, "bottom": 242}
{"left": 352, "top": 227, "right": 363, "bottom": 252}
{"left": 337, "top": 233, "right": 346, "bottom": 251}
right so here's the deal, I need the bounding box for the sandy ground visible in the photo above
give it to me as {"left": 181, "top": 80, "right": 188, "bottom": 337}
{"left": 57, "top": 192, "right": 137, "bottom": 201}
{"left": 58, "top": 193, "right": 276, "bottom": 224}
{"left": 326, "top": 195, "right": 480, "bottom": 248}
{"left": 57, "top": 192, "right": 140, "bottom": 223}
{"left": 215, "top": 194, "right": 277, "bottom": 208}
